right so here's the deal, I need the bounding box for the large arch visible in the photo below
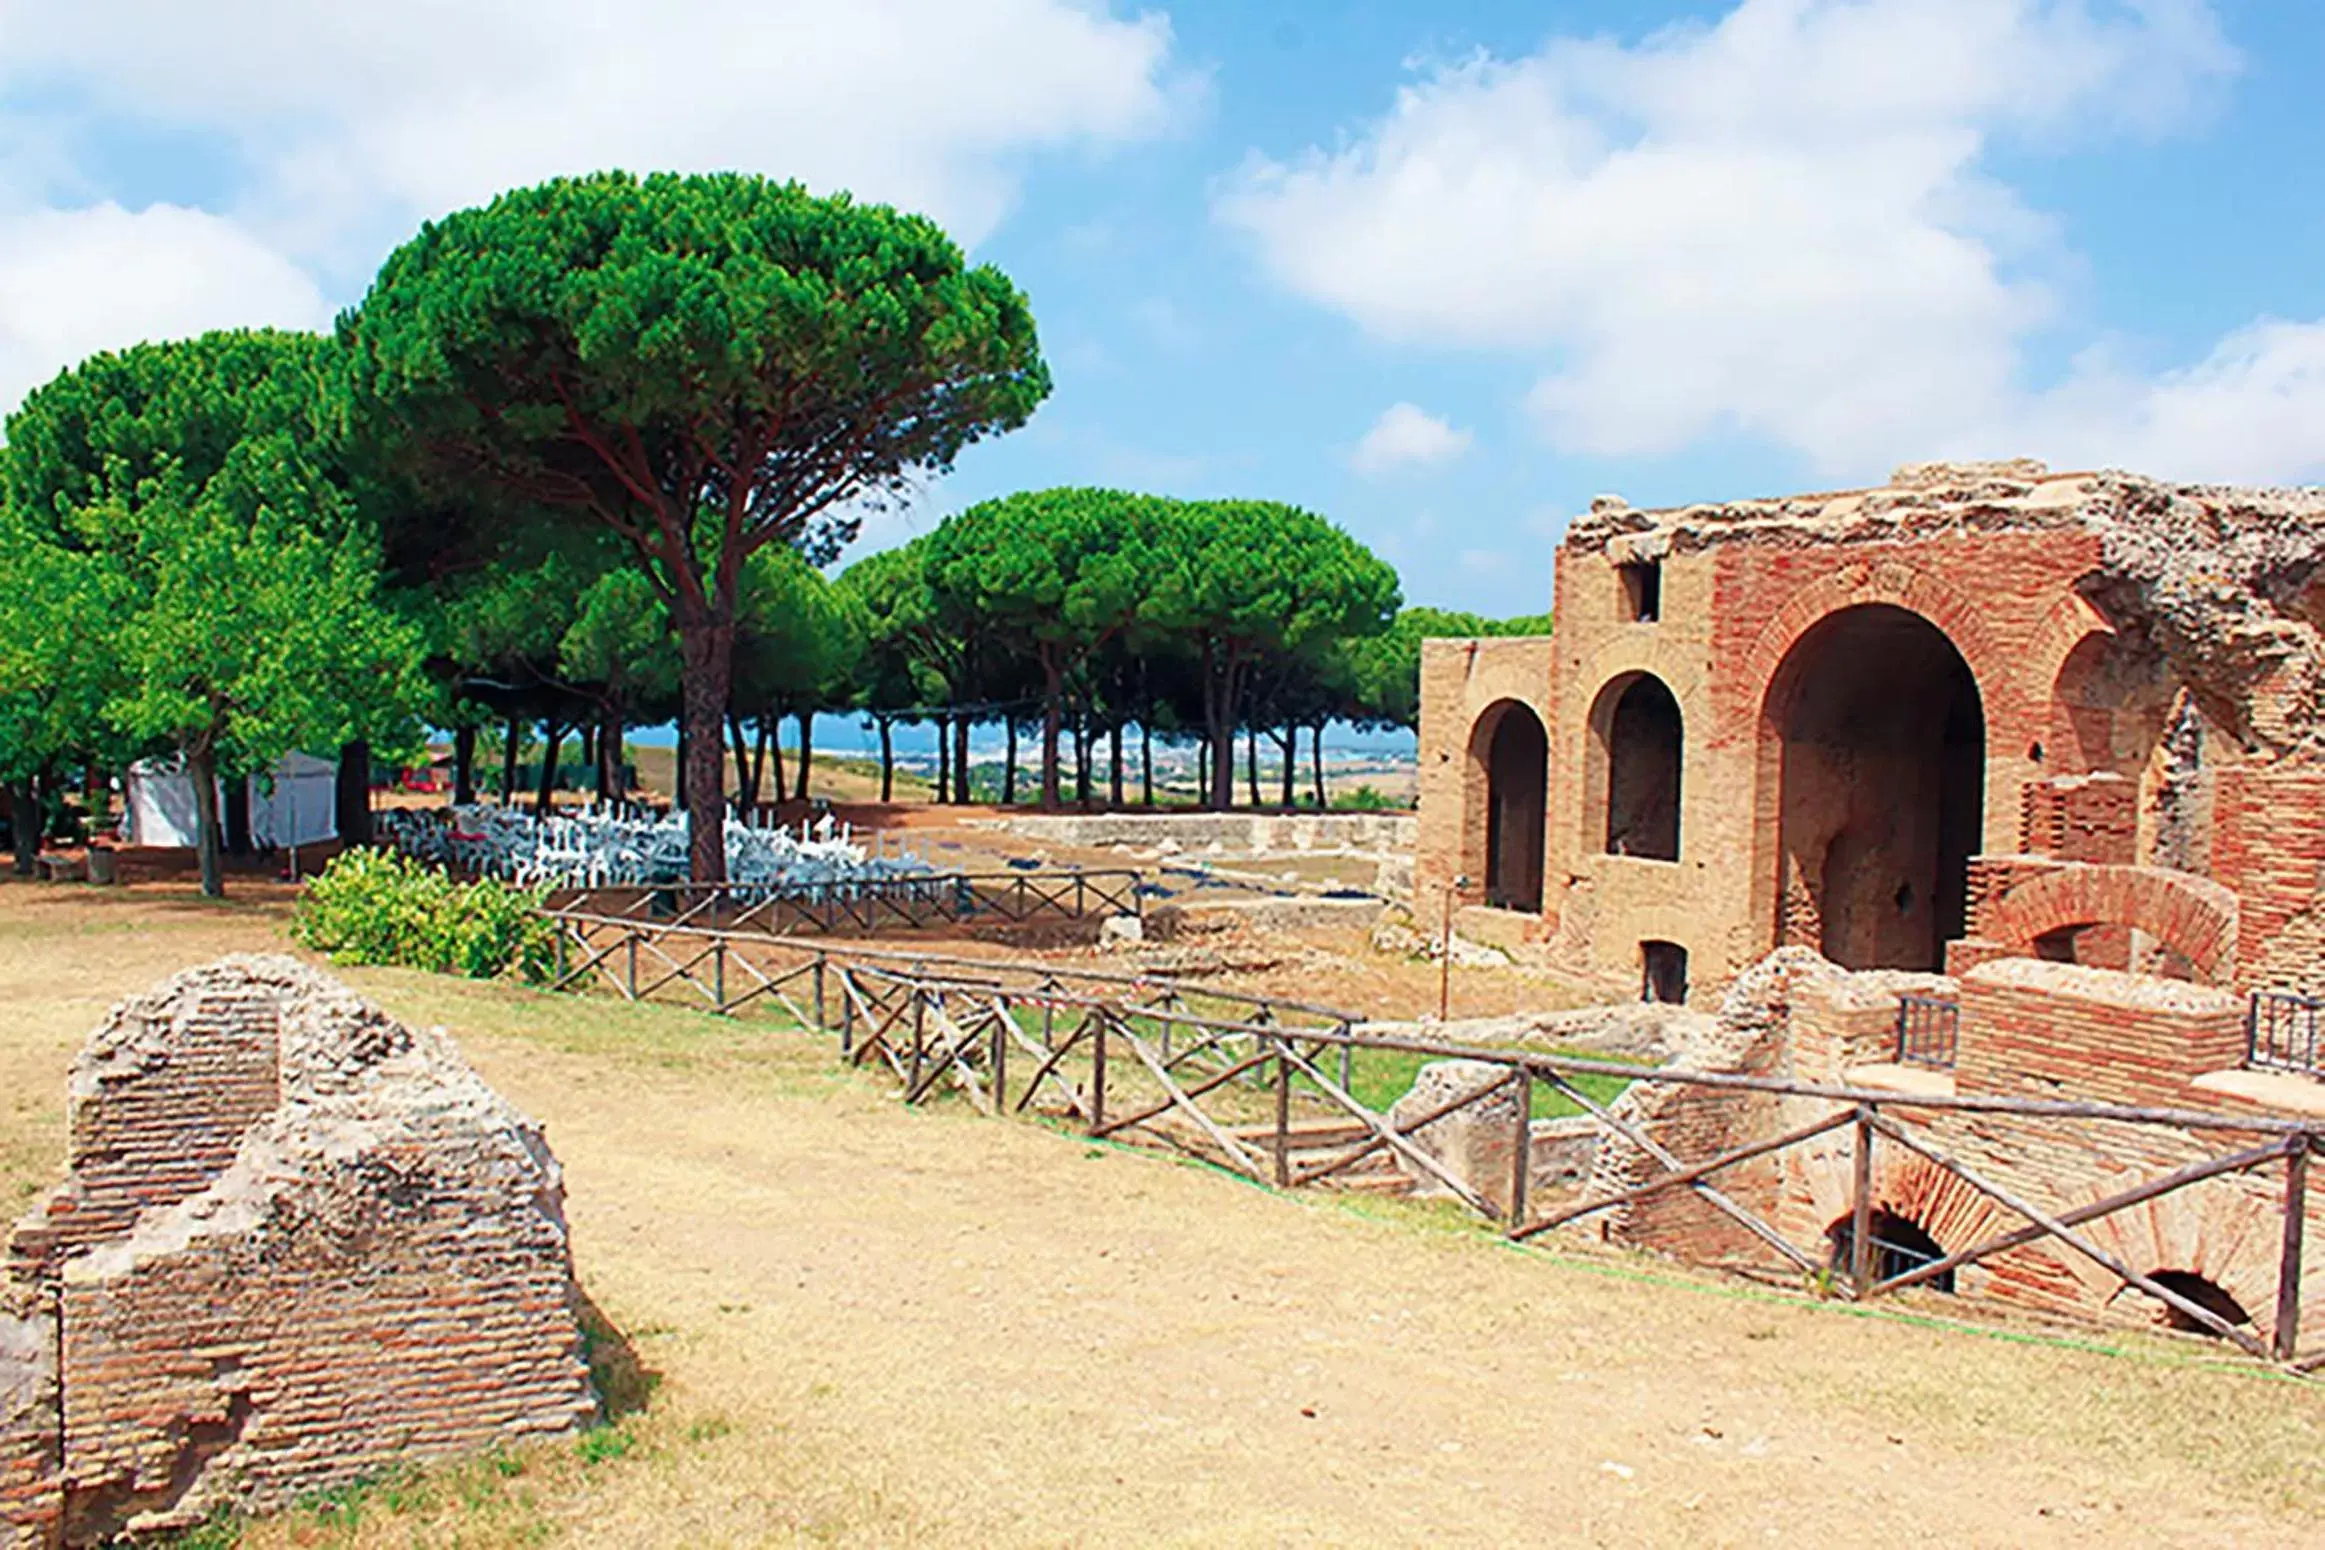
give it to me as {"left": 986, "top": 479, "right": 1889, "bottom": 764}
{"left": 1765, "top": 604, "right": 1985, "bottom": 971}
{"left": 1590, "top": 672, "right": 1683, "bottom": 862}
{"left": 1470, "top": 700, "right": 1547, "bottom": 912}
{"left": 1973, "top": 863, "right": 2238, "bottom": 985}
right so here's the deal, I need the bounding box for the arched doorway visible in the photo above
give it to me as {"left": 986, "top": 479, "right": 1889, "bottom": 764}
{"left": 1770, "top": 605, "right": 1984, "bottom": 971}
{"left": 2143, "top": 1270, "right": 2252, "bottom": 1335}
{"left": 1595, "top": 674, "right": 1682, "bottom": 861}
{"left": 1826, "top": 1209, "right": 1953, "bottom": 1292}
{"left": 1474, "top": 703, "right": 1547, "bottom": 912}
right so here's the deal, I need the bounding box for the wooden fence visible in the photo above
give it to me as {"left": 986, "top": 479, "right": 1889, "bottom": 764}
{"left": 539, "top": 906, "right": 2325, "bottom": 1374}
{"left": 543, "top": 869, "right": 1144, "bottom": 938}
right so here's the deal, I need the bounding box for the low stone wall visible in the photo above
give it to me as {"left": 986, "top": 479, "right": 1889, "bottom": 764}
{"left": 2, "top": 958, "right": 595, "bottom": 1547}
{"left": 982, "top": 811, "right": 1415, "bottom": 856}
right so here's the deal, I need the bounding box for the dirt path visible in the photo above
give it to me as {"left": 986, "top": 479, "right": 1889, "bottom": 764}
{"left": 4, "top": 886, "right": 2320, "bottom": 1547}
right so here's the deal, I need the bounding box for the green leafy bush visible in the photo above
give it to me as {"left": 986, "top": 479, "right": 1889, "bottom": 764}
{"left": 1330, "top": 784, "right": 1410, "bottom": 812}
{"left": 294, "top": 849, "right": 556, "bottom": 982}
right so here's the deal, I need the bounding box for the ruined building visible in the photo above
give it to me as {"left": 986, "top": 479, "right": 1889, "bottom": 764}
{"left": 1413, "top": 460, "right": 2325, "bottom": 1337}
{"left": 1, "top": 958, "right": 596, "bottom": 1548}
{"left": 1417, "top": 459, "right": 2325, "bottom": 1003}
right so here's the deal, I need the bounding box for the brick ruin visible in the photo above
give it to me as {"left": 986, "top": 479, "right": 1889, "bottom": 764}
{"left": 0, "top": 958, "right": 596, "bottom": 1548}
{"left": 1412, "top": 458, "right": 2325, "bottom": 1330}
{"left": 1416, "top": 458, "right": 2325, "bottom": 1000}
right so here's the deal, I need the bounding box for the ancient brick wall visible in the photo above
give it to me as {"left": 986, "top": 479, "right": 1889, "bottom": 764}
{"left": 1414, "top": 461, "right": 2325, "bottom": 1001}
{"left": 1596, "top": 952, "right": 2324, "bottom": 1346}
{"left": 2, "top": 959, "right": 595, "bottom": 1548}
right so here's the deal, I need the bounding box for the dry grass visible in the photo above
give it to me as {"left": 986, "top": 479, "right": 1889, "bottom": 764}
{"left": 2, "top": 881, "right": 2322, "bottom": 1547}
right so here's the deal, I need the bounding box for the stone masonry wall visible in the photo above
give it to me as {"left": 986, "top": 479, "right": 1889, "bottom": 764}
{"left": 2, "top": 958, "right": 595, "bottom": 1548}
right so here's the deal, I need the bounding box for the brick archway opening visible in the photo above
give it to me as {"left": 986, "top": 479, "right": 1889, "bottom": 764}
{"left": 1769, "top": 604, "right": 1985, "bottom": 971}
{"left": 1826, "top": 1209, "right": 1953, "bottom": 1293}
{"left": 1472, "top": 700, "right": 1547, "bottom": 912}
{"left": 1593, "top": 673, "right": 1683, "bottom": 861}
{"left": 2143, "top": 1270, "right": 2252, "bottom": 1335}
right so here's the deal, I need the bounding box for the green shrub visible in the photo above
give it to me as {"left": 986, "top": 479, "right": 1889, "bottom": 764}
{"left": 1330, "top": 783, "right": 1409, "bottom": 812}
{"left": 294, "top": 849, "right": 557, "bottom": 983}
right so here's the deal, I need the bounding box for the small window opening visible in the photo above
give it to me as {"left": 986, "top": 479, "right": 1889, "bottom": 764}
{"left": 1827, "top": 1210, "right": 1953, "bottom": 1293}
{"left": 2146, "top": 1270, "right": 2251, "bottom": 1335}
{"left": 1641, "top": 940, "right": 1688, "bottom": 1004}
{"left": 1619, "top": 560, "right": 1661, "bottom": 623}
{"left": 2033, "top": 925, "right": 2081, "bottom": 963}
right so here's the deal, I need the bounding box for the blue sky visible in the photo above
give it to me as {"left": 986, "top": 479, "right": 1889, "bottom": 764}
{"left": 2, "top": 0, "right": 2321, "bottom": 621}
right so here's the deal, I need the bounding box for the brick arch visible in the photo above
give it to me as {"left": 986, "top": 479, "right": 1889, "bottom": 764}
{"left": 1789, "top": 1129, "right": 2013, "bottom": 1264}
{"left": 2025, "top": 593, "right": 2115, "bottom": 718}
{"left": 2064, "top": 1166, "right": 2289, "bottom": 1340}
{"left": 1974, "top": 864, "right": 2239, "bottom": 985}
{"left": 1738, "top": 562, "right": 2009, "bottom": 738}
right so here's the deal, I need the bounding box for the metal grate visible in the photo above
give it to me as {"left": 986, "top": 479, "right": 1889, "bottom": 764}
{"left": 2248, "top": 990, "right": 2325, "bottom": 1077}
{"left": 1894, "top": 994, "right": 1960, "bottom": 1069}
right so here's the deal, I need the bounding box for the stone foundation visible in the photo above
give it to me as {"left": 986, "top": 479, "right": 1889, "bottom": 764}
{"left": 1, "top": 958, "right": 595, "bottom": 1547}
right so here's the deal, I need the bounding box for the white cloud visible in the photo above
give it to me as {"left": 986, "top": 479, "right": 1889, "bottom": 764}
{"left": 0, "top": 203, "right": 333, "bottom": 420}
{"left": 1352, "top": 402, "right": 1474, "bottom": 475}
{"left": 0, "top": 0, "right": 1185, "bottom": 416}
{"left": 1214, "top": 0, "right": 2323, "bottom": 484}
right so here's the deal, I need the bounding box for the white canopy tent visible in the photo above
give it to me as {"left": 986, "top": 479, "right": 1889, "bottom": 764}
{"left": 124, "top": 753, "right": 338, "bottom": 850}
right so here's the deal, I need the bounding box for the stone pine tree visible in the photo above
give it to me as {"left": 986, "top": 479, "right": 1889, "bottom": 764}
{"left": 341, "top": 171, "right": 1050, "bottom": 883}
{"left": 4, "top": 332, "right": 426, "bottom": 897}
{"left": 924, "top": 488, "right": 1173, "bottom": 808}
{"left": 1147, "top": 500, "right": 1400, "bottom": 811}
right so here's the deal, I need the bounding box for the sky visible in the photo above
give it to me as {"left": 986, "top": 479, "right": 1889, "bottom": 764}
{"left": 2, "top": 0, "right": 2322, "bottom": 623}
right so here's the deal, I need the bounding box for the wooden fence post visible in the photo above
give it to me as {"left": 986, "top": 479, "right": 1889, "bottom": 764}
{"left": 992, "top": 1011, "right": 1009, "bottom": 1113}
{"left": 909, "top": 987, "right": 926, "bottom": 1097}
{"left": 813, "top": 955, "right": 827, "bottom": 1030}
{"left": 626, "top": 933, "right": 638, "bottom": 1000}
{"left": 2277, "top": 1133, "right": 2309, "bottom": 1362}
{"left": 1274, "top": 1037, "right": 1293, "bottom": 1188}
{"left": 1090, "top": 1011, "right": 1108, "bottom": 1137}
{"left": 1851, "top": 1105, "right": 1876, "bottom": 1298}
{"left": 1508, "top": 1067, "right": 1533, "bottom": 1232}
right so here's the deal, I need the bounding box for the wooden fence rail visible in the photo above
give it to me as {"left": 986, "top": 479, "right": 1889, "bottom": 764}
{"left": 538, "top": 907, "right": 2325, "bottom": 1374}
{"left": 543, "top": 869, "right": 1146, "bottom": 939}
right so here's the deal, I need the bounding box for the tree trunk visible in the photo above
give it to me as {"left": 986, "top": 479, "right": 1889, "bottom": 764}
{"left": 1109, "top": 724, "right": 1124, "bottom": 809}
{"left": 729, "top": 713, "right": 760, "bottom": 811}
{"left": 187, "top": 743, "right": 225, "bottom": 899}
{"left": 934, "top": 716, "right": 950, "bottom": 805}
{"left": 598, "top": 706, "right": 623, "bottom": 803}
{"left": 753, "top": 719, "right": 772, "bottom": 814}
{"left": 1072, "top": 712, "right": 1090, "bottom": 809}
{"left": 84, "top": 762, "right": 108, "bottom": 835}
{"left": 953, "top": 714, "right": 971, "bottom": 806}
{"left": 8, "top": 780, "right": 37, "bottom": 875}
{"left": 1311, "top": 723, "right": 1327, "bottom": 809}
{"left": 794, "top": 712, "right": 815, "bottom": 802}
{"left": 500, "top": 715, "right": 522, "bottom": 805}
{"left": 676, "top": 612, "right": 735, "bottom": 883}
{"left": 1040, "top": 657, "right": 1064, "bottom": 808}
{"left": 534, "top": 720, "right": 563, "bottom": 815}
{"left": 577, "top": 721, "right": 595, "bottom": 773}
{"left": 336, "top": 740, "right": 373, "bottom": 847}
{"left": 1277, "top": 724, "right": 1295, "bottom": 809}
{"left": 1245, "top": 724, "right": 1260, "bottom": 809}
{"left": 224, "top": 778, "right": 252, "bottom": 856}
{"left": 1140, "top": 724, "right": 1153, "bottom": 807}
{"left": 453, "top": 724, "right": 477, "bottom": 805}
{"left": 878, "top": 719, "right": 895, "bottom": 802}
{"left": 1002, "top": 717, "right": 1018, "bottom": 807}
{"left": 1203, "top": 646, "right": 1238, "bottom": 812}
{"left": 1197, "top": 736, "right": 1209, "bottom": 805}
{"left": 675, "top": 717, "right": 687, "bottom": 808}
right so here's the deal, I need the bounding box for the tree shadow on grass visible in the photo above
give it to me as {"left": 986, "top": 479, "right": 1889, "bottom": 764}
{"left": 577, "top": 1282, "right": 659, "bottom": 1421}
